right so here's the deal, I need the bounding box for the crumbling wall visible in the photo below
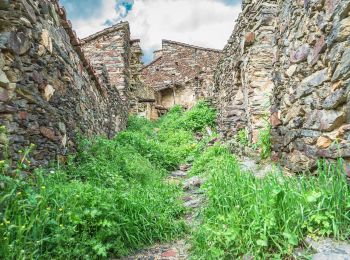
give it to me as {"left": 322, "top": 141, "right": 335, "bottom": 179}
{"left": 212, "top": 0, "right": 278, "bottom": 141}
{"left": 129, "top": 39, "right": 156, "bottom": 118}
{"left": 213, "top": 0, "right": 350, "bottom": 172}
{"left": 0, "top": 0, "right": 128, "bottom": 167}
{"left": 81, "top": 23, "right": 131, "bottom": 106}
{"left": 272, "top": 0, "right": 350, "bottom": 171}
{"left": 142, "top": 40, "right": 222, "bottom": 110}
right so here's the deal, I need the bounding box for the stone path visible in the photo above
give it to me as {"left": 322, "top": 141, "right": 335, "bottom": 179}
{"left": 121, "top": 164, "right": 205, "bottom": 260}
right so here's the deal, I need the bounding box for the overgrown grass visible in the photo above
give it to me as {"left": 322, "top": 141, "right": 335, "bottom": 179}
{"left": 190, "top": 146, "right": 350, "bottom": 259}
{"left": 0, "top": 102, "right": 216, "bottom": 259}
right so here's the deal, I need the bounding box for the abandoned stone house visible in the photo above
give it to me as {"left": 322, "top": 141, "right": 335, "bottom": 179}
{"left": 1, "top": 0, "right": 350, "bottom": 173}
{"left": 141, "top": 40, "right": 222, "bottom": 118}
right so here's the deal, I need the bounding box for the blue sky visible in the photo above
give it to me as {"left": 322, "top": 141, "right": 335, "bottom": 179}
{"left": 61, "top": 0, "right": 242, "bottom": 63}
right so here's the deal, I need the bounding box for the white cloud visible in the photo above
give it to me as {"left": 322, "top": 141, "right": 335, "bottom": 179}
{"left": 69, "top": 0, "right": 241, "bottom": 62}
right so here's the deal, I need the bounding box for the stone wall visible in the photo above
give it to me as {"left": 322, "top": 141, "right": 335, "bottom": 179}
{"left": 272, "top": 0, "right": 350, "bottom": 171}
{"left": 129, "top": 39, "right": 156, "bottom": 118}
{"left": 213, "top": 0, "right": 350, "bottom": 172}
{"left": 142, "top": 40, "right": 222, "bottom": 112}
{"left": 212, "top": 0, "right": 278, "bottom": 142}
{"left": 0, "top": 0, "right": 128, "bottom": 167}
{"left": 81, "top": 23, "right": 132, "bottom": 106}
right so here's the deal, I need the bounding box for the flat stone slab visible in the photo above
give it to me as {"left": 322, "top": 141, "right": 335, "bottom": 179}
{"left": 306, "top": 237, "right": 350, "bottom": 260}
{"left": 183, "top": 176, "right": 205, "bottom": 190}
{"left": 171, "top": 170, "right": 187, "bottom": 178}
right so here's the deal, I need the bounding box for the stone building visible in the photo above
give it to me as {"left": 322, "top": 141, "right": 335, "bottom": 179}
{"left": 212, "top": 0, "right": 350, "bottom": 172}
{"left": 0, "top": 1, "right": 133, "bottom": 166}
{"left": 141, "top": 40, "right": 222, "bottom": 117}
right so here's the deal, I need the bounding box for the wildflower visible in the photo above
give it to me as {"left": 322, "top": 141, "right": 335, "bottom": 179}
{"left": 41, "top": 186, "right": 46, "bottom": 190}
{"left": 50, "top": 170, "right": 55, "bottom": 174}
{"left": 17, "top": 192, "right": 22, "bottom": 196}
{"left": 0, "top": 160, "right": 5, "bottom": 165}
{"left": 59, "top": 208, "right": 63, "bottom": 212}
{"left": 5, "top": 220, "right": 10, "bottom": 225}
{"left": 21, "top": 225, "right": 25, "bottom": 229}
{"left": 59, "top": 224, "right": 64, "bottom": 228}
{"left": 46, "top": 207, "right": 51, "bottom": 211}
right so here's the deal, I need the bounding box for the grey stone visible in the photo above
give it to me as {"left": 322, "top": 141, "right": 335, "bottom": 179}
{"left": 304, "top": 110, "right": 346, "bottom": 132}
{"left": 0, "top": 69, "right": 9, "bottom": 87}
{"left": 0, "top": 0, "right": 10, "bottom": 9}
{"left": 290, "top": 44, "right": 310, "bottom": 63}
{"left": 183, "top": 176, "right": 205, "bottom": 190}
{"left": 171, "top": 170, "right": 187, "bottom": 178}
{"left": 323, "top": 89, "right": 347, "bottom": 109}
{"left": 306, "top": 237, "right": 350, "bottom": 260}
{"left": 296, "top": 69, "right": 329, "bottom": 98}
{"left": 332, "top": 48, "right": 350, "bottom": 82}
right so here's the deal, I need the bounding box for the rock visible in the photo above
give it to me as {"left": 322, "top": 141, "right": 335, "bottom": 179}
{"left": 270, "top": 111, "right": 282, "bottom": 127}
{"left": 0, "top": 88, "right": 9, "bottom": 102}
{"left": 244, "top": 32, "right": 255, "bottom": 46}
{"left": 40, "top": 30, "right": 53, "bottom": 54}
{"left": 0, "top": 69, "right": 9, "bottom": 87}
{"left": 58, "top": 122, "right": 66, "bottom": 134}
{"left": 20, "top": 0, "right": 37, "bottom": 23}
{"left": 39, "top": 127, "right": 56, "bottom": 141}
{"left": 184, "top": 197, "right": 203, "bottom": 208}
{"left": 290, "top": 44, "right": 310, "bottom": 63}
{"left": 43, "top": 84, "right": 55, "bottom": 101}
{"left": 309, "top": 36, "right": 326, "bottom": 65}
{"left": 18, "top": 111, "right": 27, "bottom": 120}
{"left": 179, "top": 164, "right": 191, "bottom": 171}
{"left": 316, "top": 136, "right": 332, "bottom": 148}
{"left": 332, "top": 48, "right": 350, "bottom": 82}
{"left": 171, "top": 170, "right": 187, "bottom": 178}
{"left": 161, "top": 249, "right": 177, "bottom": 258}
{"left": 6, "top": 31, "right": 31, "bottom": 55}
{"left": 305, "top": 110, "right": 346, "bottom": 132}
{"left": 312, "top": 252, "right": 350, "bottom": 260}
{"left": 323, "top": 89, "right": 347, "bottom": 109}
{"left": 286, "top": 65, "right": 298, "bottom": 77}
{"left": 306, "top": 237, "right": 350, "bottom": 260}
{"left": 297, "top": 69, "right": 329, "bottom": 98}
{"left": 335, "top": 17, "right": 350, "bottom": 43}
{"left": 0, "top": 0, "right": 10, "bottom": 9}
{"left": 183, "top": 176, "right": 205, "bottom": 190}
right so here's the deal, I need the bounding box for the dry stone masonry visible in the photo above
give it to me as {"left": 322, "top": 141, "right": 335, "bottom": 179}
{"left": 1, "top": 0, "right": 349, "bottom": 172}
{"left": 0, "top": 0, "right": 131, "bottom": 167}
{"left": 213, "top": 0, "right": 350, "bottom": 172}
{"left": 141, "top": 40, "right": 222, "bottom": 116}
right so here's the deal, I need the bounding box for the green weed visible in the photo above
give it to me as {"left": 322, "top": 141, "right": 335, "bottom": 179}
{"left": 190, "top": 147, "right": 350, "bottom": 259}
{"left": 0, "top": 102, "right": 216, "bottom": 259}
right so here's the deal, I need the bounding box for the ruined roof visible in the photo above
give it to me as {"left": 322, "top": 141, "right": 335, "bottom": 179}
{"left": 162, "top": 40, "right": 222, "bottom": 53}
{"left": 141, "top": 56, "right": 163, "bottom": 70}
{"left": 81, "top": 22, "right": 130, "bottom": 44}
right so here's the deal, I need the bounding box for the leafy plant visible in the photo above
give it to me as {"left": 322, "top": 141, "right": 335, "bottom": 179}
{"left": 253, "top": 123, "right": 272, "bottom": 159}
{"left": 236, "top": 128, "right": 249, "bottom": 146}
{"left": 0, "top": 102, "right": 216, "bottom": 259}
{"left": 191, "top": 148, "right": 350, "bottom": 259}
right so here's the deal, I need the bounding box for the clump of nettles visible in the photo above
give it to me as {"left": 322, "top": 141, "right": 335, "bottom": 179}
{"left": 0, "top": 102, "right": 216, "bottom": 259}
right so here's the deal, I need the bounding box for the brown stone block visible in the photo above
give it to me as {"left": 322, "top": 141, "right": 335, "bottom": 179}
{"left": 39, "top": 127, "right": 56, "bottom": 141}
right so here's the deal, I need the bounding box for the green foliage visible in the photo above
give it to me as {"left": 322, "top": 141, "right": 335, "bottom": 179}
{"left": 236, "top": 128, "right": 249, "bottom": 146}
{"left": 191, "top": 148, "right": 350, "bottom": 259}
{"left": 0, "top": 102, "right": 216, "bottom": 259}
{"left": 252, "top": 124, "right": 272, "bottom": 160}
{"left": 158, "top": 101, "right": 216, "bottom": 132}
